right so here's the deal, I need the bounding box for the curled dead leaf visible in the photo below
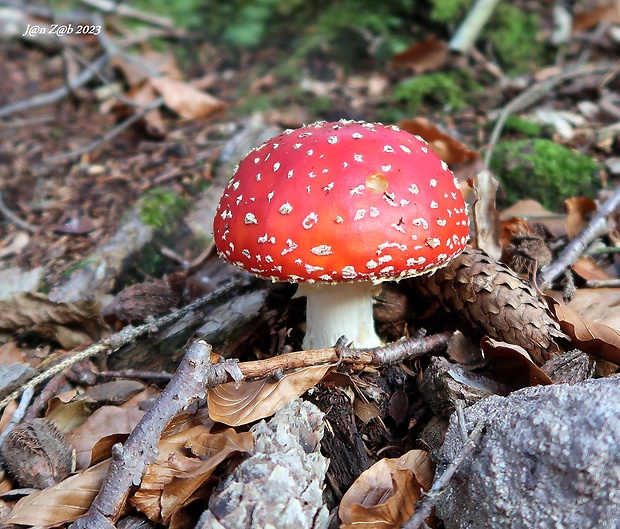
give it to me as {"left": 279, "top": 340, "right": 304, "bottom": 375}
{"left": 481, "top": 336, "right": 553, "bottom": 387}
{"left": 339, "top": 450, "right": 434, "bottom": 528}
{"left": 207, "top": 365, "right": 333, "bottom": 426}
{"left": 150, "top": 77, "right": 226, "bottom": 120}
{"left": 545, "top": 296, "right": 620, "bottom": 364}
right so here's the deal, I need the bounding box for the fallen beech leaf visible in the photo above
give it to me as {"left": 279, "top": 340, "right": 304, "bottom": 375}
{"left": 546, "top": 296, "right": 620, "bottom": 364}
{"left": 150, "top": 77, "right": 225, "bottom": 120}
{"left": 67, "top": 406, "right": 145, "bottom": 469}
{"left": 571, "top": 256, "right": 612, "bottom": 281}
{"left": 208, "top": 365, "right": 333, "bottom": 426}
{"left": 548, "top": 289, "right": 620, "bottom": 331}
{"left": 0, "top": 292, "right": 109, "bottom": 348}
{"left": 565, "top": 197, "right": 597, "bottom": 240}
{"left": 3, "top": 460, "right": 109, "bottom": 526}
{"left": 481, "top": 337, "right": 553, "bottom": 387}
{"left": 339, "top": 450, "right": 434, "bottom": 528}
{"left": 397, "top": 117, "right": 479, "bottom": 165}
{"left": 132, "top": 425, "right": 253, "bottom": 524}
{"left": 390, "top": 37, "right": 449, "bottom": 73}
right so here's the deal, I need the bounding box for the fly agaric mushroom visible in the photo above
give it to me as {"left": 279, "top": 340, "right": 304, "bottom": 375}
{"left": 213, "top": 120, "right": 469, "bottom": 350}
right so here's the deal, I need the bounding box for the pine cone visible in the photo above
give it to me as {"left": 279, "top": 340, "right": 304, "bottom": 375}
{"left": 412, "top": 246, "right": 566, "bottom": 364}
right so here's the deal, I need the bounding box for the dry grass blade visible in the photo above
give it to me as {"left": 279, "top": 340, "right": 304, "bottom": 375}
{"left": 207, "top": 365, "right": 333, "bottom": 426}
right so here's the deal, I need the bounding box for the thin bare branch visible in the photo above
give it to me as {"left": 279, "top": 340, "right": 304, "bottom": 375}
{"left": 537, "top": 184, "right": 620, "bottom": 290}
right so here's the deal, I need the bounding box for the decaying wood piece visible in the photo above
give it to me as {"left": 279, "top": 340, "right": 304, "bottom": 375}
{"left": 418, "top": 356, "right": 511, "bottom": 417}
{"left": 412, "top": 246, "right": 566, "bottom": 364}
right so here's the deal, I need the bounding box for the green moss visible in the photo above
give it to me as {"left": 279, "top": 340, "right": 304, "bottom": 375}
{"left": 503, "top": 116, "right": 545, "bottom": 138}
{"left": 430, "top": 0, "right": 473, "bottom": 23}
{"left": 138, "top": 189, "right": 189, "bottom": 234}
{"left": 393, "top": 72, "right": 480, "bottom": 113}
{"left": 490, "top": 139, "right": 602, "bottom": 211}
{"left": 484, "top": 4, "right": 548, "bottom": 74}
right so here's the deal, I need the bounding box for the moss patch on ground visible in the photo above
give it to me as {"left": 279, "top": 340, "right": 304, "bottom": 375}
{"left": 490, "top": 139, "right": 602, "bottom": 211}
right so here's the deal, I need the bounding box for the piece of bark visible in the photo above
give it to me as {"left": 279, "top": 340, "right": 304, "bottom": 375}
{"left": 435, "top": 378, "right": 620, "bottom": 529}
{"left": 311, "top": 387, "right": 373, "bottom": 498}
{"left": 541, "top": 349, "right": 595, "bottom": 384}
{"left": 198, "top": 398, "right": 329, "bottom": 529}
{"left": 49, "top": 209, "right": 155, "bottom": 305}
{"left": 418, "top": 356, "right": 511, "bottom": 417}
{"left": 412, "top": 246, "right": 566, "bottom": 364}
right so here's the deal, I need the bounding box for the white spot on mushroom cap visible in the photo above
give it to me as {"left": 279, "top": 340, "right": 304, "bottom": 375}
{"left": 383, "top": 145, "right": 395, "bottom": 153}
{"left": 328, "top": 136, "right": 338, "bottom": 144}
{"left": 307, "top": 149, "right": 314, "bottom": 156}
{"left": 282, "top": 239, "right": 298, "bottom": 255}
{"left": 311, "top": 245, "right": 332, "bottom": 256}
{"left": 244, "top": 213, "right": 258, "bottom": 225}
{"left": 430, "top": 179, "right": 437, "bottom": 187}
{"left": 382, "top": 164, "right": 392, "bottom": 172}
{"left": 421, "top": 146, "right": 428, "bottom": 153}
{"left": 353, "top": 154, "right": 363, "bottom": 162}
{"left": 430, "top": 200, "right": 439, "bottom": 209}
{"left": 354, "top": 209, "right": 366, "bottom": 221}
{"left": 352, "top": 132, "right": 363, "bottom": 139}
{"left": 273, "top": 162, "right": 280, "bottom": 171}
{"left": 400, "top": 145, "right": 411, "bottom": 154}
{"left": 279, "top": 203, "right": 293, "bottom": 215}
{"left": 350, "top": 185, "right": 365, "bottom": 196}
{"left": 305, "top": 264, "right": 324, "bottom": 274}
{"left": 342, "top": 266, "right": 357, "bottom": 279}
{"left": 369, "top": 207, "right": 379, "bottom": 217}
{"left": 302, "top": 212, "right": 319, "bottom": 229}
{"left": 287, "top": 170, "right": 294, "bottom": 178}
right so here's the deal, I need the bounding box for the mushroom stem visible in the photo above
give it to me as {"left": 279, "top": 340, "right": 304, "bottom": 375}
{"left": 296, "top": 282, "right": 383, "bottom": 350}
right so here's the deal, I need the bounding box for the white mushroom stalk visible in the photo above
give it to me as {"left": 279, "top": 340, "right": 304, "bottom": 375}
{"left": 296, "top": 282, "right": 383, "bottom": 350}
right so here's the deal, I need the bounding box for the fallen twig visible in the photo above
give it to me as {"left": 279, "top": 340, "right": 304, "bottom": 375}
{"left": 402, "top": 418, "right": 486, "bottom": 529}
{"left": 483, "top": 62, "right": 616, "bottom": 167}
{"left": 0, "top": 54, "right": 110, "bottom": 119}
{"left": 537, "top": 184, "right": 620, "bottom": 290}
{"left": 0, "top": 277, "right": 260, "bottom": 414}
{"left": 69, "top": 339, "right": 214, "bottom": 528}
{"left": 0, "top": 387, "right": 34, "bottom": 449}
{"left": 449, "top": 0, "right": 501, "bottom": 53}
{"left": 0, "top": 191, "right": 38, "bottom": 233}
{"left": 45, "top": 96, "right": 164, "bottom": 164}
{"left": 585, "top": 279, "right": 620, "bottom": 288}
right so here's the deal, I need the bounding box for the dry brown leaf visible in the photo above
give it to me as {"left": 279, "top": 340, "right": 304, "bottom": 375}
{"left": 131, "top": 426, "right": 252, "bottom": 524}
{"left": 574, "top": 3, "right": 620, "bottom": 31}
{"left": 481, "top": 337, "right": 553, "bottom": 387}
{"left": 0, "top": 292, "right": 109, "bottom": 349}
{"left": 339, "top": 450, "right": 434, "bottom": 528}
{"left": 3, "top": 460, "right": 109, "bottom": 526}
{"left": 471, "top": 170, "right": 502, "bottom": 259}
{"left": 208, "top": 365, "right": 333, "bottom": 426}
{"left": 397, "top": 117, "right": 479, "bottom": 165}
{"left": 571, "top": 256, "right": 612, "bottom": 281}
{"left": 546, "top": 295, "right": 620, "bottom": 364}
{"left": 565, "top": 197, "right": 597, "bottom": 240}
{"left": 500, "top": 199, "right": 567, "bottom": 237}
{"left": 67, "top": 406, "right": 145, "bottom": 469}
{"left": 548, "top": 289, "right": 620, "bottom": 331}
{"left": 390, "top": 36, "right": 449, "bottom": 73}
{"left": 150, "top": 77, "right": 226, "bottom": 120}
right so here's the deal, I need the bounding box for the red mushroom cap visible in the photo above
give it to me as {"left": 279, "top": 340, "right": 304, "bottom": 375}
{"left": 213, "top": 120, "right": 469, "bottom": 283}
